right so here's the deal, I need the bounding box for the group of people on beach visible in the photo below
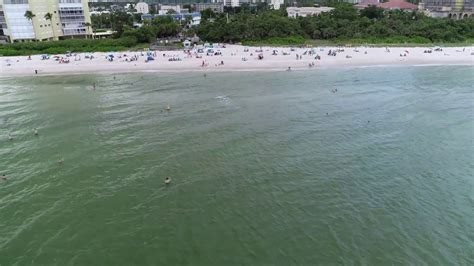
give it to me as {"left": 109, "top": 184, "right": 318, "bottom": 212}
{"left": 6, "top": 45, "right": 471, "bottom": 77}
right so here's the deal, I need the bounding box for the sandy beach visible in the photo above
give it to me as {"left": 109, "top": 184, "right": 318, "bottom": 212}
{"left": 1, "top": 45, "right": 473, "bottom": 77}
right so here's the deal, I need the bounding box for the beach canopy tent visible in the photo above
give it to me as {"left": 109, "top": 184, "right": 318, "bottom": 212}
{"left": 107, "top": 54, "right": 115, "bottom": 61}
{"left": 378, "top": 0, "right": 418, "bottom": 10}
{"left": 183, "top": 40, "right": 192, "bottom": 49}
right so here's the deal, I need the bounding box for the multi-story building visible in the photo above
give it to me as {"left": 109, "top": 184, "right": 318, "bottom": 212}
{"left": 136, "top": 1, "right": 149, "bottom": 14}
{"left": 1, "top": 0, "right": 91, "bottom": 42}
{"left": 420, "top": 0, "right": 473, "bottom": 19}
{"left": 159, "top": 4, "right": 182, "bottom": 14}
{"left": 194, "top": 2, "right": 224, "bottom": 13}
{"left": 0, "top": 4, "right": 9, "bottom": 43}
{"left": 286, "top": 6, "right": 334, "bottom": 18}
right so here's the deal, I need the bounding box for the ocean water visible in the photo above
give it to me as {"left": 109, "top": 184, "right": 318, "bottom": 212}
{"left": 0, "top": 66, "right": 473, "bottom": 265}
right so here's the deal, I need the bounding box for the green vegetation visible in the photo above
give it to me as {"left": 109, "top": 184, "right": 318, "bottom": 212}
{"left": 198, "top": 4, "right": 474, "bottom": 44}
{"left": 243, "top": 37, "right": 474, "bottom": 47}
{"left": 0, "top": 37, "right": 138, "bottom": 56}
{"left": 1, "top": 4, "right": 473, "bottom": 56}
{"left": 242, "top": 36, "right": 310, "bottom": 46}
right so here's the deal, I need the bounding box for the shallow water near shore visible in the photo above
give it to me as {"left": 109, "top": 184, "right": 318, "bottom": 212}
{"left": 0, "top": 66, "right": 473, "bottom": 264}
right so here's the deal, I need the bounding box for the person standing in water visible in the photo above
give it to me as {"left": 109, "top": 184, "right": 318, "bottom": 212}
{"left": 1, "top": 174, "right": 7, "bottom": 180}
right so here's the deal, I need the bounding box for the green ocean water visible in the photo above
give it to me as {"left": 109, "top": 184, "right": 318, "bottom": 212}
{"left": 0, "top": 66, "right": 473, "bottom": 265}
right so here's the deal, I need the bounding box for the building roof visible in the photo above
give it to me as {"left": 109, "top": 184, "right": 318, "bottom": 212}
{"left": 377, "top": 0, "right": 418, "bottom": 10}
{"left": 286, "top": 7, "right": 335, "bottom": 13}
{"left": 354, "top": 0, "right": 417, "bottom": 10}
{"left": 354, "top": 0, "right": 380, "bottom": 9}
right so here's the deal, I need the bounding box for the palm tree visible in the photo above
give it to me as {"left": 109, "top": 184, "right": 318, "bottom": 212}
{"left": 44, "top": 12, "right": 55, "bottom": 40}
{"left": 24, "top": 10, "right": 36, "bottom": 40}
{"left": 84, "top": 22, "right": 92, "bottom": 39}
{"left": 24, "top": 10, "right": 35, "bottom": 21}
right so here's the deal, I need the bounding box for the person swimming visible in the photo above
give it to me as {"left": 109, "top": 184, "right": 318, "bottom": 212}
{"left": 1, "top": 174, "right": 7, "bottom": 180}
{"left": 34, "top": 128, "right": 38, "bottom": 136}
{"left": 58, "top": 157, "right": 64, "bottom": 164}
{"left": 164, "top": 176, "right": 171, "bottom": 184}
{"left": 8, "top": 133, "right": 13, "bottom": 141}
{"left": 166, "top": 105, "right": 171, "bottom": 111}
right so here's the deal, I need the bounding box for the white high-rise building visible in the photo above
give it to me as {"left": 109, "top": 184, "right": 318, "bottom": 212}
{"left": 0, "top": 0, "right": 91, "bottom": 42}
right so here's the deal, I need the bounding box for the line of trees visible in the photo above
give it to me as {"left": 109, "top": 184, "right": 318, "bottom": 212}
{"left": 89, "top": 4, "right": 473, "bottom": 45}
{"left": 0, "top": 37, "right": 138, "bottom": 56}
{"left": 196, "top": 4, "right": 474, "bottom": 43}
{"left": 91, "top": 11, "right": 186, "bottom": 41}
{"left": 121, "top": 16, "right": 183, "bottom": 43}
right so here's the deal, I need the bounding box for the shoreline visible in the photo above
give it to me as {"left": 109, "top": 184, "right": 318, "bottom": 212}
{"left": 1, "top": 45, "right": 473, "bottom": 77}
{"left": 2, "top": 62, "right": 472, "bottom": 79}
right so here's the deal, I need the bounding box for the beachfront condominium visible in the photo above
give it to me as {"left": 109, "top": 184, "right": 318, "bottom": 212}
{"left": 0, "top": 0, "right": 91, "bottom": 42}
{"left": 420, "top": 0, "right": 473, "bottom": 19}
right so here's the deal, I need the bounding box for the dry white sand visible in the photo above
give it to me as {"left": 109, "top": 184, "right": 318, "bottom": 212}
{"left": 1, "top": 45, "right": 473, "bottom": 77}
